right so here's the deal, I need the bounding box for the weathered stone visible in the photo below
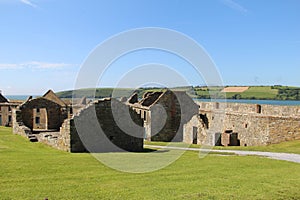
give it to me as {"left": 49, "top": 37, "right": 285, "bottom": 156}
{"left": 184, "top": 102, "right": 300, "bottom": 146}
{"left": 128, "top": 90, "right": 199, "bottom": 142}
{"left": 127, "top": 93, "right": 138, "bottom": 104}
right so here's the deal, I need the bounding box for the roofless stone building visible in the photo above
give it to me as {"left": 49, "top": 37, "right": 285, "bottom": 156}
{"left": 0, "top": 91, "right": 22, "bottom": 127}
{"left": 13, "top": 90, "right": 144, "bottom": 152}
{"left": 127, "top": 90, "right": 198, "bottom": 142}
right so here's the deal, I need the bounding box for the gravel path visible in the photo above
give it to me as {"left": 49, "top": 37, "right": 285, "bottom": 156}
{"left": 144, "top": 145, "right": 300, "bottom": 164}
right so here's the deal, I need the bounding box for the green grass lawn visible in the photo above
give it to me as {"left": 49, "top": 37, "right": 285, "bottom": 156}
{"left": 145, "top": 140, "right": 300, "bottom": 154}
{"left": 1, "top": 126, "right": 300, "bottom": 199}
{"left": 213, "top": 139, "right": 300, "bottom": 154}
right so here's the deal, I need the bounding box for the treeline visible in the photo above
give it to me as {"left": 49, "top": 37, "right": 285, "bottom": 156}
{"left": 272, "top": 86, "right": 300, "bottom": 100}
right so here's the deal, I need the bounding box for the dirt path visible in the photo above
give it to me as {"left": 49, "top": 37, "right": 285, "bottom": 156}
{"left": 144, "top": 145, "right": 300, "bottom": 164}
{"left": 221, "top": 86, "right": 249, "bottom": 92}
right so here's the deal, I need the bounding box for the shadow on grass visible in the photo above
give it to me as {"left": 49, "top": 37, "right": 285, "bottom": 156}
{"left": 140, "top": 148, "right": 170, "bottom": 153}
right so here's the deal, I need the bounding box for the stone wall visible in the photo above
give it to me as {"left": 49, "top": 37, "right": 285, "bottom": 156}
{"left": 12, "top": 117, "right": 32, "bottom": 138}
{"left": 0, "top": 103, "right": 19, "bottom": 127}
{"left": 149, "top": 91, "right": 182, "bottom": 142}
{"left": 0, "top": 104, "right": 12, "bottom": 126}
{"left": 20, "top": 98, "right": 67, "bottom": 130}
{"left": 128, "top": 90, "right": 198, "bottom": 142}
{"left": 268, "top": 116, "right": 300, "bottom": 144}
{"left": 184, "top": 102, "right": 300, "bottom": 146}
{"left": 197, "top": 102, "right": 300, "bottom": 117}
{"left": 35, "top": 119, "right": 70, "bottom": 151}
{"left": 71, "top": 98, "right": 144, "bottom": 152}
{"left": 183, "top": 115, "right": 208, "bottom": 145}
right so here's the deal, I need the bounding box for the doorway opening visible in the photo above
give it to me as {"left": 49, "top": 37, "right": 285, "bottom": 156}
{"left": 192, "top": 126, "right": 197, "bottom": 144}
{"left": 215, "top": 132, "right": 222, "bottom": 146}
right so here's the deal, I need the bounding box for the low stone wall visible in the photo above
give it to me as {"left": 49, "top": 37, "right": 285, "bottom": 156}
{"left": 13, "top": 123, "right": 32, "bottom": 137}
{"left": 35, "top": 119, "right": 71, "bottom": 152}
{"left": 12, "top": 109, "right": 32, "bottom": 137}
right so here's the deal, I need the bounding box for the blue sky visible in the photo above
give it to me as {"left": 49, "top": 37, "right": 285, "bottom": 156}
{"left": 0, "top": 0, "right": 299, "bottom": 95}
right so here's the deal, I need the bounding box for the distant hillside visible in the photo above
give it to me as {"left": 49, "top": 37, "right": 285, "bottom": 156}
{"left": 56, "top": 85, "right": 300, "bottom": 100}
{"left": 194, "top": 85, "right": 300, "bottom": 100}
{"left": 56, "top": 88, "right": 168, "bottom": 99}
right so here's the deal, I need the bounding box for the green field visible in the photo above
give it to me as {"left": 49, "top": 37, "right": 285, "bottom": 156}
{"left": 239, "top": 86, "right": 278, "bottom": 99}
{"left": 195, "top": 86, "right": 279, "bottom": 99}
{"left": 1, "top": 126, "right": 300, "bottom": 199}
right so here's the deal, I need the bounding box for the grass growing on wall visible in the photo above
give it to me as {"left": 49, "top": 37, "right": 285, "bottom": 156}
{"left": 1, "top": 126, "right": 300, "bottom": 199}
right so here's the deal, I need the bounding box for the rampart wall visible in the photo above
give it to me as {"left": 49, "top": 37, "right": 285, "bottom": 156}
{"left": 184, "top": 102, "right": 300, "bottom": 146}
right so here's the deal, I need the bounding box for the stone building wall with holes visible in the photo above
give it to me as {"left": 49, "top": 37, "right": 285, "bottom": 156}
{"left": 18, "top": 98, "right": 67, "bottom": 131}
{"left": 126, "top": 91, "right": 182, "bottom": 142}
{"left": 0, "top": 104, "right": 13, "bottom": 126}
{"left": 12, "top": 97, "right": 70, "bottom": 151}
{"left": 128, "top": 90, "right": 198, "bottom": 142}
{"left": 184, "top": 102, "right": 300, "bottom": 146}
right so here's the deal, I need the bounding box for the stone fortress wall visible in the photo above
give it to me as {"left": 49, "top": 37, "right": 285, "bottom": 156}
{"left": 184, "top": 102, "right": 300, "bottom": 146}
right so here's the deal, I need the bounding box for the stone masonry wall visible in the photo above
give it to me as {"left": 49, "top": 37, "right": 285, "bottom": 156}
{"left": 150, "top": 91, "right": 181, "bottom": 142}
{"left": 71, "top": 98, "right": 144, "bottom": 152}
{"left": 268, "top": 116, "right": 300, "bottom": 144}
{"left": 184, "top": 102, "right": 300, "bottom": 146}
{"left": 197, "top": 102, "right": 300, "bottom": 117}
{"left": 36, "top": 119, "right": 72, "bottom": 151}
{"left": 20, "top": 98, "right": 67, "bottom": 130}
{"left": 150, "top": 91, "right": 198, "bottom": 142}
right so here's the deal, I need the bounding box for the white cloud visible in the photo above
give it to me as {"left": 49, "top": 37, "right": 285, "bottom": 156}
{"left": 221, "top": 0, "right": 248, "bottom": 13}
{"left": 20, "top": 0, "right": 38, "bottom": 8}
{"left": 0, "top": 63, "right": 19, "bottom": 69}
{"left": 0, "top": 61, "right": 73, "bottom": 70}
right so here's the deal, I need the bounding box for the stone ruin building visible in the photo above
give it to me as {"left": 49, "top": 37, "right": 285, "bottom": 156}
{"left": 184, "top": 102, "right": 300, "bottom": 146}
{"left": 71, "top": 98, "right": 144, "bottom": 152}
{"left": 0, "top": 91, "right": 22, "bottom": 127}
{"left": 12, "top": 90, "right": 144, "bottom": 152}
{"left": 127, "top": 90, "right": 199, "bottom": 142}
